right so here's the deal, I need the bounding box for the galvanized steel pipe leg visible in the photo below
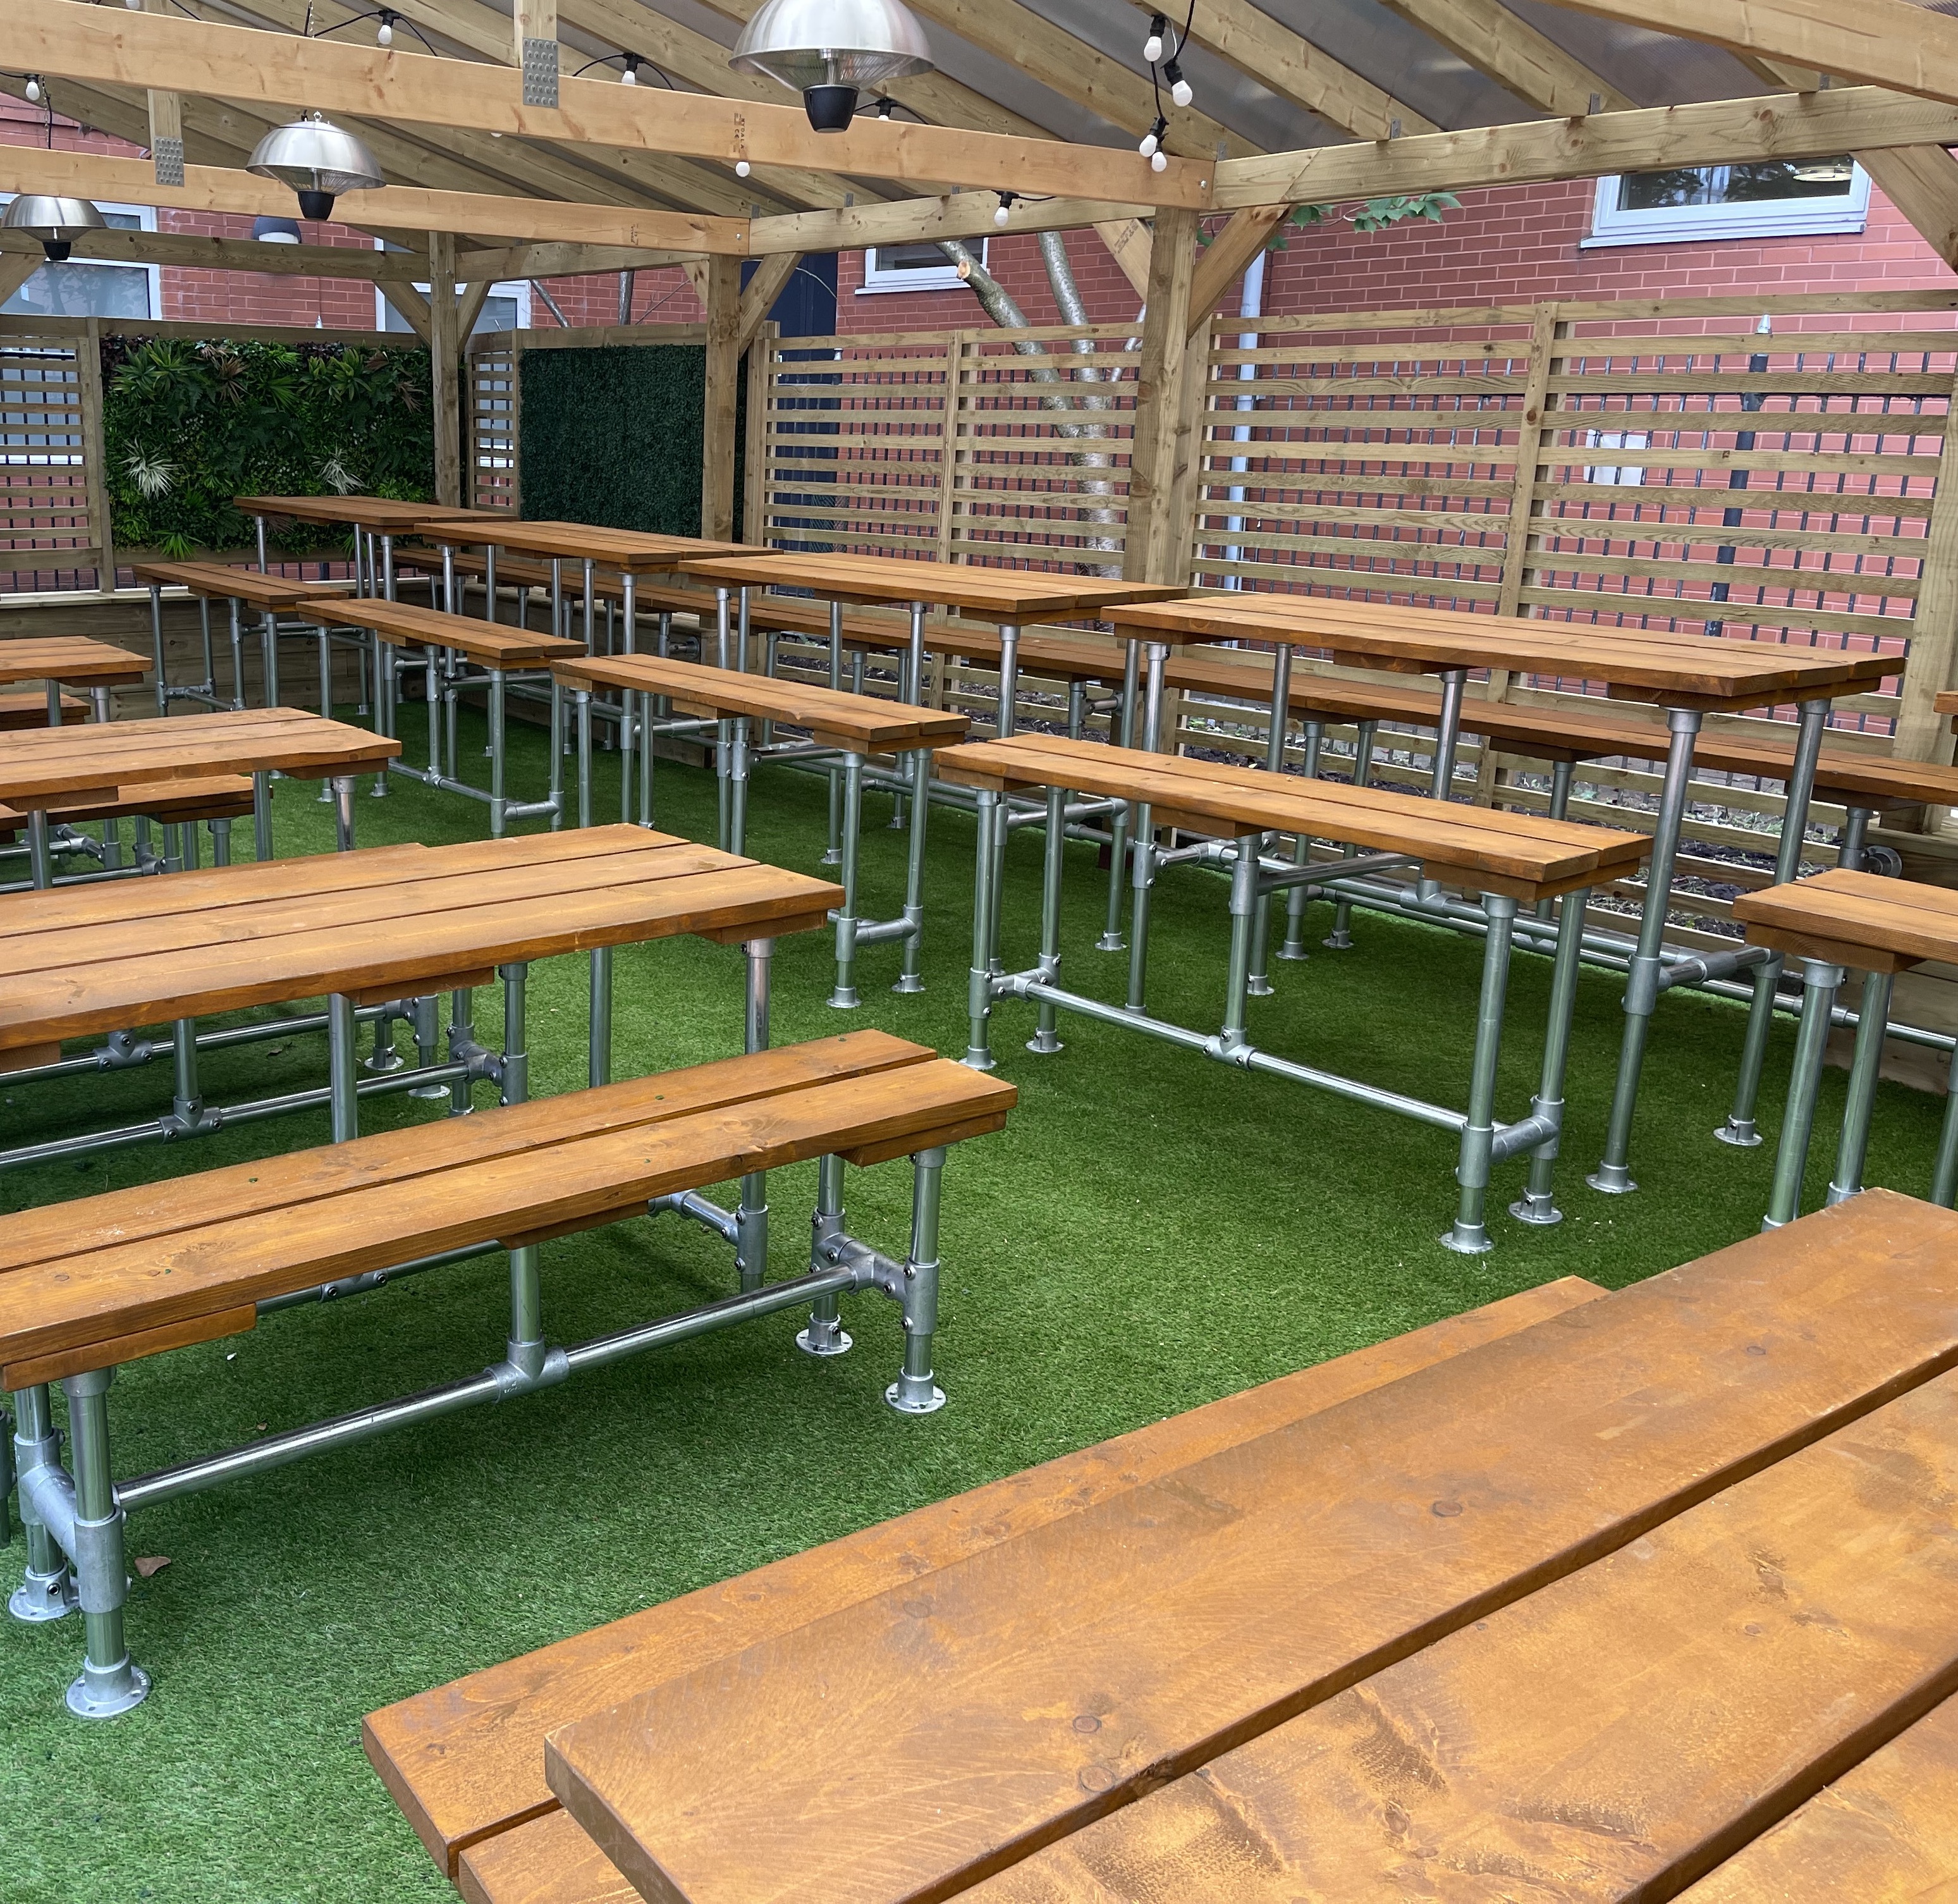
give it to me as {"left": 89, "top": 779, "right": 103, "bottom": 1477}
{"left": 829, "top": 754, "right": 864, "bottom": 1009}
{"left": 886, "top": 1147, "right": 946, "bottom": 1415}
{"left": 149, "top": 584, "right": 168, "bottom": 715}
{"left": 329, "top": 993, "right": 360, "bottom": 1143}
{"left": 1028, "top": 784, "right": 1067, "bottom": 1054}
{"left": 589, "top": 945, "right": 613, "bottom": 1090}
{"left": 8, "top": 1385, "right": 73, "bottom": 1622}
{"left": 1826, "top": 966, "right": 1893, "bottom": 1207}
{"left": 1722, "top": 695, "right": 1833, "bottom": 1149}
{"left": 1589, "top": 706, "right": 1703, "bottom": 1194}
{"left": 407, "top": 995, "right": 444, "bottom": 1097}
{"left": 228, "top": 598, "right": 247, "bottom": 710}
{"left": 1838, "top": 805, "right": 1872, "bottom": 871}
{"left": 62, "top": 1370, "right": 148, "bottom": 1717}
{"left": 823, "top": 601, "right": 845, "bottom": 865}
{"left": 729, "top": 718, "right": 753, "bottom": 859}
{"left": 1535, "top": 759, "right": 1577, "bottom": 919}
{"left": 489, "top": 669, "right": 508, "bottom": 837}
{"left": 1934, "top": 1041, "right": 1958, "bottom": 1208}
{"left": 547, "top": 677, "right": 565, "bottom": 830}
{"left": 1098, "top": 638, "right": 1142, "bottom": 952}
{"left": 252, "top": 772, "right": 273, "bottom": 864}
{"left": 736, "top": 940, "right": 773, "bottom": 1292}
{"left": 798, "top": 1154, "right": 851, "bottom": 1356}
{"left": 1247, "top": 644, "right": 1294, "bottom": 990}
{"left": 575, "top": 690, "right": 594, "bottom": 829}
{"left": 331, "top": 776, "right": 356, "bottom": 853}
{"left": 1277, "top": 719, "right": 1323, "bottom": 962}
{"left": 450, "top": 988, "right": 477, "bottom": 1116}
{"left": 895, "top": 745, "right": 931, "bottom": 995}
{"left": 262, "top": 608, "right": 282, "bottom": 711}
{"left": 1326, "top": 720, "right": 1378, "bottom": 950}
{"left": 27, "top": 810, "right": 52, "bottom": 890}
{"left": 499, "top": 964, "right": 529, "bottom": 1106}
{"left": 1763, "top": 958, "right": 1847, "bottom": 1230}
{"left": 1220, "top": 831, "right": 1262, "bottom": 1052}
{"left": 964, "top": 789, "right": 1000, "bottom": 1070}
{"left": 1443, "top": 892, "right": 1519, "bottom": 1255}
{"left": 1510, "top": 885, "right": 1591, "bottom": 1227}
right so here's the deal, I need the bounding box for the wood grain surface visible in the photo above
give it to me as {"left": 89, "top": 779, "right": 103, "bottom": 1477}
{"left": 331, "top": 597, "right": 585, "bottom": 666}
{"left": 542, "top": 1192, "right": 1958, "bottom": 1904}
{"left": 235, "top": 494, "right": 489, "bottom": 531}
{"left": 678, "top": 554, "right": 1185, "bottom": 622}
{"left": 1735, "top": 868, "right": 1958, "bottom": 971}
{"left": 420, "top": 521, "right": 764, "bottom": 569}
{"left": 130, "top": 560, "right": 357, "bottom": 610}
{"left": 0, "top": 637, "right": 148, "bottom": 687}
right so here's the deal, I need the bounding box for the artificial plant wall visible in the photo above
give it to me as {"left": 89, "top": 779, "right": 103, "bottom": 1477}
{"left": 100, "top": 337, "right": 435, "bottom": 558}
{"left": 518, "top": 344, "right": 745, "bottom": 536}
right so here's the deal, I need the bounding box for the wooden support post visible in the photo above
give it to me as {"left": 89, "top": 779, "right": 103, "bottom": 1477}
{"left": 1094, "top": 219, "right": 1153, "bottom": 301}
{"left": 78, "top": 316, "right": 116, "bottom": 589}
{"left": 143, "top": 0, "right": 183, "bottom": 187}
{"left": 1123, "top": 206, "right": 1200, "bottom": 586}
{"left": 934, "top": 333, "right": 964, "bottom": 565}
{"left": 429, "top": 233, "right": 463, "bottom": 508}
{"left": 1893, "top": 365, "right": 1958, "bottom": 777}
{"left": 514, "top": 0, "right": 558, "bottom": 106}
{"left": 700, "top": 252, "right": 742, "bottom": 543}
{"left": 742, "top": 324, "right": 773, "bottom": 548}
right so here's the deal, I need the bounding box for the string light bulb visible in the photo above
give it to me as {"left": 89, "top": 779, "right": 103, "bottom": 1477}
{"left": 24, "top": 76, "right": 41, "bottom": 104}
{"left": 620, "top": 54, "right": 640, "bottom": 83}
{"left": 1139, "top": 114, "right": 1166, "bottom": 159}
{"left": 1164, "top": 58, "right": 1193, "bottom": 108}
{"left": 376, "top": 9, "right": 395, "bottom": 46}
{"left": 1151, "top": 148, "right": 1168, "bottom": 172}
{"left": 1142, "top": 13, "right": 1167, "bottom": 63}
{"left": 735, "top": 159, "right": 751, "bottom": 176}
{"left": 994, "top": 190, "right": 1015, "bottom": 228}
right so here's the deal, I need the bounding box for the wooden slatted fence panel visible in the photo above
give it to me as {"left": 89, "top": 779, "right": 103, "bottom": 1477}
{"left": 0, "top": 328, "right": 109, "bottom": 594}
{"left": 468, "top": 339, "right": 519, "bottom": 514}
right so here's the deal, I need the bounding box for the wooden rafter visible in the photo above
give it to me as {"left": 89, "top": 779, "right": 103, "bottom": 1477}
{"left": 0, "top": 226, "right": 427, "bottom": 279}
{"left": 1375, "top": 0, "right": 1634, "bottom": 116}
{"left": 1861, "top": 146, "right": 1958, "bottom": 271}
{"left": 1538, "top": 0, "right": 1958, "bottom": 110}
{"left": 0, "top": 0, "right": 1213, "bottom": 207}
{"left": 1118, "top": 0, "right": 1440, "bottom": 141}
{"left": 1185, "top": 205, "right": 1290, "bottom": 336}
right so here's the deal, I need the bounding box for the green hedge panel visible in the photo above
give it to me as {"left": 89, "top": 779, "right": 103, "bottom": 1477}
{"left": 518, "top": 344, "right": 745, "bottom": 535}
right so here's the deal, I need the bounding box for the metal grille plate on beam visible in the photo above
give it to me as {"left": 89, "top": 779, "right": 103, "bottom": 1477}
{"left": 522, "top": 40, "right": 559, "bottom": 107}
{"left": 152, "top": 137, "right": 185, "bottom": 189}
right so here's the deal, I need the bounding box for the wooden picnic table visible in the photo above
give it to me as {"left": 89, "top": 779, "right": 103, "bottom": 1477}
{"left": 132, "top": 557, "right": 358, "bottom": 715}
{"left": 0, "top": 636, "right": 147, "bottom": 728}
{"left": 470, "top": 1189, "right": 1958, "bottom": 1904}
{"left": 1108, "top": 593, "right": 1892, "bottom": 1202}
{"left": 0, "top": 708, "right": 397, "bottom": 881}
{"left": 1734, "top": 866, "right": 1958, "bottom": 1229}
{"left": 235, "top": 495, "right": 499, "bottom": 610}
{"left": 0, "top": 823, "right": 840, "bottom": 1170}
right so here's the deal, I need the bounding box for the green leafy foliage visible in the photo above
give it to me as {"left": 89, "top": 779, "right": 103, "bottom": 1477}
{"left": 99, "top": 336, "right": 434, "bottom": 559}
{"left": 1247, "top": 191, "right": 1461, "bottom": 250}
{"left": 518, "top": 344, "right": 732, "bottom": 536}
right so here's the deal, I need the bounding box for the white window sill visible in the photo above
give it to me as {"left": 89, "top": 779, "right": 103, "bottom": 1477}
{"left": 854, "top": 279, "right": 967, "bottom": 295}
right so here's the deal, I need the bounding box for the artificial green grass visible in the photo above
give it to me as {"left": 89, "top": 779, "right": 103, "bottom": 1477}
{"left": 0, "top": 709, "right": 1944, "bottom": 1901}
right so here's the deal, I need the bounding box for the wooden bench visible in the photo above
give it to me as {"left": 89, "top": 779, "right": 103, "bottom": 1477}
{"left": 362, "top": 1190, "right": 1958, "bottom": 1903}
{"left": 333, "top": 598, "right": 584, "bottom": 835}
{"left": 937, "top": 731, "right": 1648, "bottom": 1250}
{"left": 1675, "top": 1692, "right": 1958, "bottom": 1900}
{"left": 132, "top": 558, "right": 357, "bottom": 715}
{"left": 0, "top": 775, "right": 256, "bottom": 880}
{"left": 366, "top": 1274, "right": 1605, "bottom": 1894}
{"left": 1, "top": 1029, "right": 1015, "bottom": 1717}
{"left": 0, "top": 692, "right": 89, "bottom": 730}
{"left": 556, "top": 653, "right": 969, "bottom": 1006}
{"left": 1733, "top": 867, "right": 1958, "bottom": 1229}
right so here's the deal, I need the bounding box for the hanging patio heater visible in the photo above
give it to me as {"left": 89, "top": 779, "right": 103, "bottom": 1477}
{"left": 730, "top": 0, "right": 934, "bottom": 133}
{"left": 246, "top": 113, "right": 386, "bottom": 222}
{"left": 3, "top": 195, "right": 106, "bottom": 264}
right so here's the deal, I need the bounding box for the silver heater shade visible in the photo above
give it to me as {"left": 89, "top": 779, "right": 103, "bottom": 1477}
{"left": 246, "top": 113, "right": 385, "bottom": 223}
{"left": 3, "top": 194, "right": 106, "bottom": 264}
{"left": 731, "top": 0, "right": 933, "bottom": 132}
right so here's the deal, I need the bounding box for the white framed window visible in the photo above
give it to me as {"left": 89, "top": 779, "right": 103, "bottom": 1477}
{"left": 376, "top": 279, "right": 532, "bottom": 336}
{"left": 0, "top": 199, "right": 158, "bottom": 319}
{"left": 857, "top": 238, "right": 982, "bottom": 295}
{"left": 1584, "top": 160, "right": 1869, "bottom": 247}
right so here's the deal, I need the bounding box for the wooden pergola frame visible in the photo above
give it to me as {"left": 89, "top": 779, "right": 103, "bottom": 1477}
{"left": 5, "top": 0, "right": 1958, "bottom": 556}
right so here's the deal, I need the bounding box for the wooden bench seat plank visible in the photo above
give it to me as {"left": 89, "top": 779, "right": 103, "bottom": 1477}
{"left": 422, "top": 522, "right": 762, "bottom": 570}
{"left": 1734, "top": 868, "right": 1958, "bottom": 969}
{"left": 368, "top": 1279, "right": 1607, "bottom": 1881}
{"left": 933, "top": 735, "right": 1649, "bottom": 895}
{"left": 235, "top": 494, "right": 487, "bottom": 532}
{"left": 0, "top": 775, "right": 255, "bottom": 831}
{"left": 554, "top": 654, "right": 969, "bottom": 751}
{"left": 0, "top": 1033, "right": 928, "bottom": 1277}
{"left": 542, "top": 1191, "right": 1958, "bottom": 1904}
{"left": 0, "top": 838, "right": 741, "bottom": 983}
{"left": 680, "top": 554, "right": 1185, "bottom": 623}
{"left": 0, "top": 855, "right": 841, "bottom": 1050}
{"left": 1676, "top": 1694, "right": 1958, "bottom": 1902}
{"left": 967, "top": 1367, "right": 1958, "bottom": 1904}
{"left": 333, "top": 598, "right": 587, "bottom": 665}
{"left": 0, "top": 692, "right": 97, "bottom": 728}
{"left": 130, "top": 560, "right": 357, "bottom": 610}
{"left": 0, "top": 1057, "right": 1013, "bottom": 1370}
